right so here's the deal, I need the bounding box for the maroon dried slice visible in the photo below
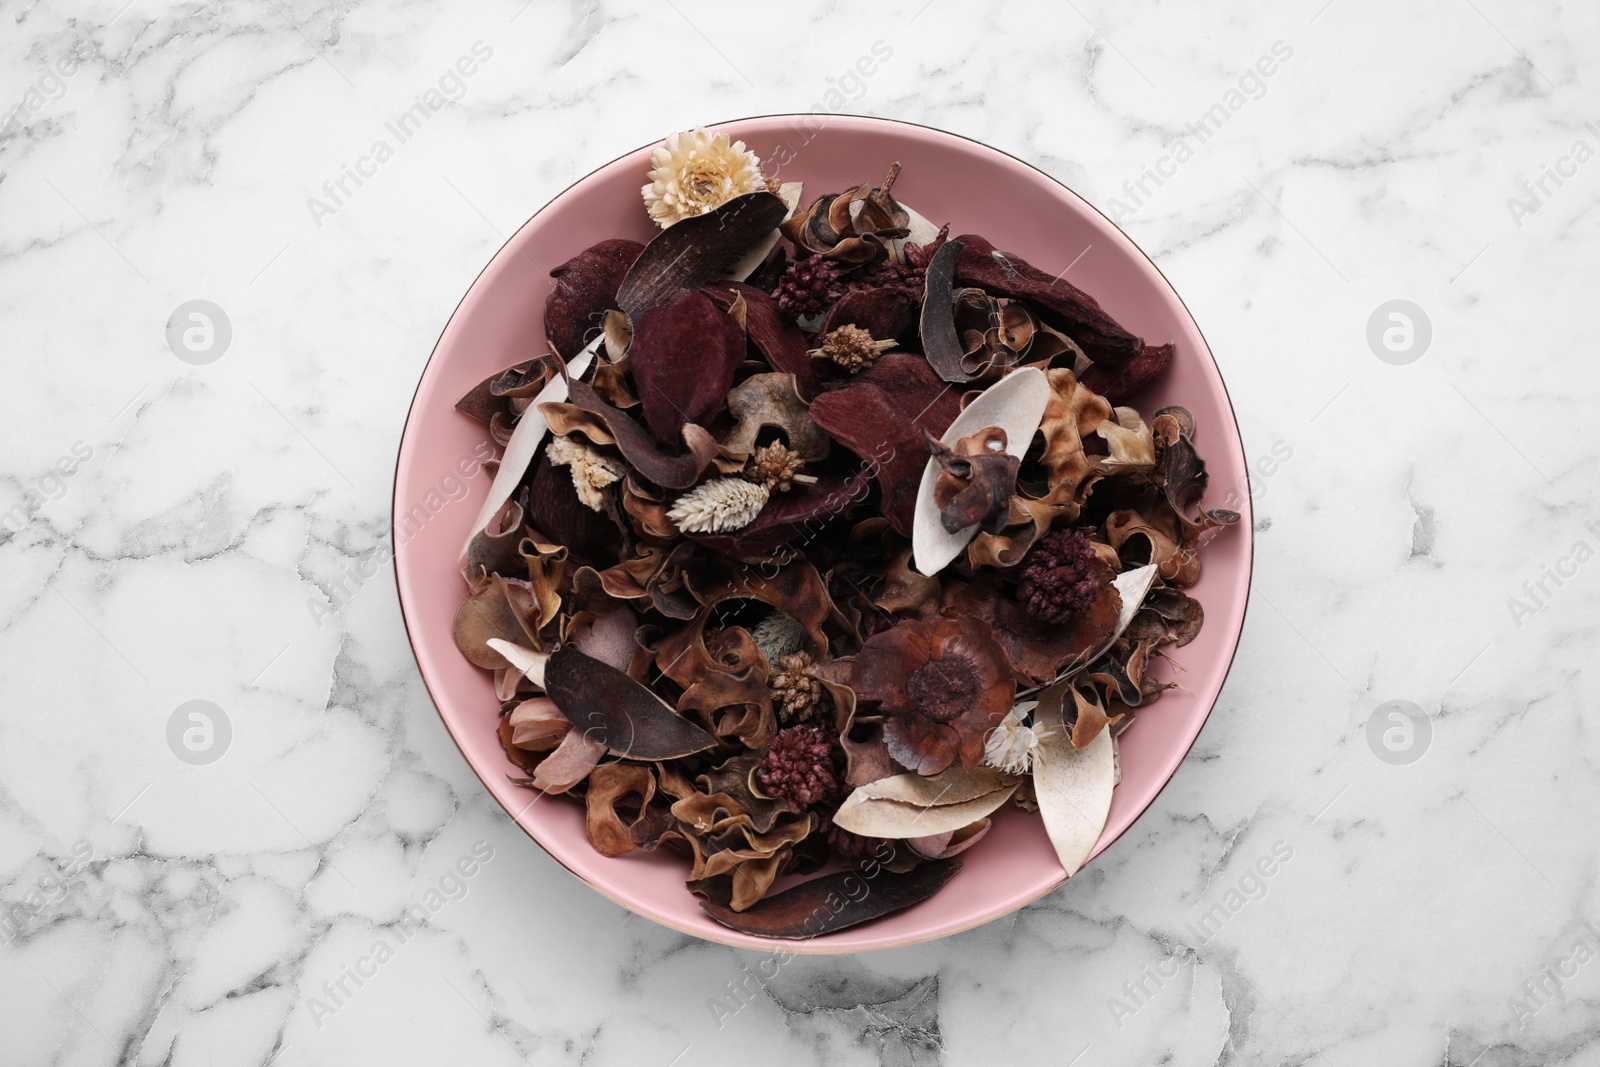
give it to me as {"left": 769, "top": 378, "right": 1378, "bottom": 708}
{"left": 699, "top": 859, "right": 960, "bottom": 938}
{"left": 545, "top": 239, "right": 643, "bottom": 358}
{"left": 617, "top": 192, "right": 789, "bottom": 320}
{"left": 953, "top": 234, "right": 1142, "bottom": 368}
{"left": 629, "top": 290, "right": 746, "bottom": 444}
{"left": 1079, "top": 342, "right": 1174, "bottom": 404}
{"left": 702, "top": 283, "right": 822, "bottom": 399}
{"left": 817, "top": 286, "right": 921, "bottom": 351}
{"left": 543, "top": 644, "right": 717, "bottom": 760}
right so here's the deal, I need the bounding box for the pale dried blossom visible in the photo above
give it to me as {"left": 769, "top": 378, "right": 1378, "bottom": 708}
{"left": 752, "top": 611, "right": 808, "bottom": 663}
{"left": 983, "top": 701, "right": 1048, "bottom": 775}
{"left": 641, "top": 128, "right": 766, "bottom": 229}
{"left": 546, "top": 435, "right": 626, "bottom": 511}
{"left": 770, "top": 650, "right": 825, "bottom": 723}
{"left": 666, "top": 477, "right": 769, "bottom": 534}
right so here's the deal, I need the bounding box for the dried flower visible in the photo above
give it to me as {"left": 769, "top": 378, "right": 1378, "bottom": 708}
{"left": 773, "top": 256, "right": 845, "bottom": 319}
{"left": 846, "top": 255, "right": 926, "bottom": 298}
{"left": 546, "top": 435, "right": 626, "bottom": 511}
{"left": 641, "top": 128, "right": 766, "bottom": 229}
{"left": 751, "top": 611, "right": 808, "bottom": 663}
{"left": 851, "top": 616, "right": 1016, "bottom": 776}
{"left": 983, "top": 702, "right": 1047, "bottom": 775}
{"left": 758, "top": 722, "right": 841, "bottom": 810}
{"left": 770, "top": 650, "right": 825, "bottom": 723}
{"left": 780, "top": 163, "right": 911, "bottom": 265}
{"left": 809, "top": 325, "right": 898, "bottom": 373}
{"left": 667, "top": 478, "right": 770, "bottom": 534}
{"left": 1017, "top": 527, "right": 1110, "bottom": 624}
{"left": 745, "top": 441, "right": 807, "bottom": 491}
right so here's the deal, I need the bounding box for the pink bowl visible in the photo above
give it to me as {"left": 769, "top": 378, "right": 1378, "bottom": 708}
{"left": 394, "top": 115, "right": 1253, "bottom": 953}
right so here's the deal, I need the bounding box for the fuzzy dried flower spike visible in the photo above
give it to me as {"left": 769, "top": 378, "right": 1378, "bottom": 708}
{"left": 809, "top": 325, "right": 897, "bottom": 373}
{"left": 666, "top": 477, "right": 769, "bottom": 534}
{"left": 546, "top": 435, "right": 626, "bottom": 511}
{"left": 641, "top": 128, "right": 766, "bottom": 228}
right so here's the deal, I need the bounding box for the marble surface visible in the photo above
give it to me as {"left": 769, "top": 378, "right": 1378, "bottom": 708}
{"left": 3, "top": 0, "right": 1598, "bottom": 1063}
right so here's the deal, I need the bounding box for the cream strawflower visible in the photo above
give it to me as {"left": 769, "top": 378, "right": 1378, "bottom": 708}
{"left": 641, "top": 128, "right": 766, "bottom": 228}
{"left": 983, "top": 701, "right": 1047, "bottom": 775}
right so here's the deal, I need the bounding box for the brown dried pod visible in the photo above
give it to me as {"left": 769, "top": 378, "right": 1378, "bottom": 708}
{"left": 542, "top": 644, "right": 718, "bottom": 760}
{"left": 927, "top": 426, "right": 1020, "bottom": 535}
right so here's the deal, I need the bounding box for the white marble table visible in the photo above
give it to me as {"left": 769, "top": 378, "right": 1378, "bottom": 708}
{"left": 3, "top": 2, "right": 1597, "bottom": 1064}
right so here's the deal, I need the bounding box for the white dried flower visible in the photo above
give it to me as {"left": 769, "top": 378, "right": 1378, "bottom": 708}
{"left": 546, "top": 435, "right": 626, "bottom": 511}
{"left": 641, "top": 128, "right": 766, "bottom": 229}
{"left": 666, "top": 478, "right": 769, "bottom": 534}
{"left": 984, "top": 701, "right": 1045, "bottom": 775}
{"left": 752, "top": 611, "right": 808, "bottom": 663}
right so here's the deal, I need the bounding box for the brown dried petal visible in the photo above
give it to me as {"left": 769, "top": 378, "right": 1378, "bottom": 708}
{"left": 584, "top": 763, "right": 656, "bottom": 857}
{"left": 453, "top": 574, "right": 541, "bottom": 669}
{"left": 817, "top": 287, "right": 921, "bottom": 350}
{"left": 702, "top": 283, "right": 824, "bottom": 399}
{"left": 629, "top": 290, "right": 746, "bottom": 444}
{"left": 541, "top": 376, "right": 718, "bottom": 490}
{"left": 617, "top": 191, "right": 789, "bottom": 320}
{"left": 699, "top": 859, "right": 960, "bottom": 938}
{"left": 546, "top": 239, "right": 643, "bottom": 358}
{"left": 543, "top": 644, "right": 717, "bottom": 760}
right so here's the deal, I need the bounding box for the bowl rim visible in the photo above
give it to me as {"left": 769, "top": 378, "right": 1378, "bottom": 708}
{"left": 392, "top": 112, "right": 1254, "bottom": 954}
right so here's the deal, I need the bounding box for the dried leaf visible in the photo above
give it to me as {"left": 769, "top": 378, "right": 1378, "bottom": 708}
{"left": 699, "top": 859, "right": 961, "bottom": 938}
{"left": 545, "top": 239, "right": 643, "bottom": 358}
{"left": 912, "top": 367, "right": 1051, "bottom": 575}
{"left": 617, "top": 191, "right": 789, "bottom": 320}
{"left": 543, "top": 644, "right": 717, "bottom": 760}
{"left": 831, "top": 765, "right": 1019, "bottom": 838}
{"left": 1080, "top": 342, "right": 1175, "bottom": 404}
{"left": 461, "top": 338, "right": 599, "bottom": 558}
{"left": 703, "top": 283, "right": 824, "bottom": 399}
{"left": 1031, "top": 695, "right": 1116, "bottom": 876}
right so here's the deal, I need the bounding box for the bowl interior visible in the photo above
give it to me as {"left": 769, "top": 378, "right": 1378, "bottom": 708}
{"left": 394, "top": 115, "right": 1253, "bottom": 953}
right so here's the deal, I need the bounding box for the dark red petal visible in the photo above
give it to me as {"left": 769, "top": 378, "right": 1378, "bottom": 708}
{"left": 817, "top": 286, "right": 922, "bottom": 350}
{"left": 702, "top": 283, "right": 823, "bottom": 399}
{"left": 544, "top": 239, "right": 643, "bottom": 359}
{"left": 629, "top": 290, "right": 745, "bottom": 445}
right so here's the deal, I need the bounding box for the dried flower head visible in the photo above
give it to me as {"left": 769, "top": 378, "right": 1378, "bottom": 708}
{"left": 773, "top": 256, "right": 845, "bottom": 319}
{"left": 745, "top": 441, "right": 806, "bottom": 492}
{"left": 641, "top": 128, "right": 766, "bottom": 228}
{"left": 851, "top": 616, "right": 1016, "bottom": 776}
{"left": 809, "top": 325, "right": 898, "bottom": 373}
{"left": 758, "top": 722, "right": 840, "bottom": 810}
{"left": 1017, "top": 527, "right": 1110, "bottom": 624}
{"left": 983, "top": 702, "right": 1045, "bottom": 775}
{"left": 751, "top": 611, "right": 808, "bottom": 663}
{"left": 546, "top": 435, "right": 626, "bottom": 511}
{"left": 667, "top": 478, "right": 770, "bottom": 534}
{"left": 770, "top": 650, "right": 825, "bottom": 723}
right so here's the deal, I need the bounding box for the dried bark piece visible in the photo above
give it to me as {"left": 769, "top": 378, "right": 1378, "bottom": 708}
{"left": 699, "top": 859, "right": 960, "bottom": 938}
{"left": 545, "top": 238, "right": 643, "bottom": 358}
{"left": 919, "top": 238, "right": 970, "bottom": 383}
{"left": 953, "top": 234, "right": 1143, "bottom": 368}
{"left": 543, "top": 644, "right": 717, "bottom": 760}
{"left": 617, "top": 191, "right": 789, "bottom": 320}
{"left": 629, "top": 289, "right": 746, "bottom": 444}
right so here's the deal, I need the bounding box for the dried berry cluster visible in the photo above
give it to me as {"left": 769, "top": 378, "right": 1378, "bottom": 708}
{"left": 449, "top": 130, "right": 1236, "bottom": 938}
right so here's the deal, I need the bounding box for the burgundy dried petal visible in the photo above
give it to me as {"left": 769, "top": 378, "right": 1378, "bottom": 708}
{"left": 699, "top": 859, "right": 960, "bottom": 938}
{"left": 617, "top": 192, "right": 789, "bottom": 320}
{"left": 543, "top": 644, "right": 717, "bottom": 760}
{"left": 526, "top": 453, "right": 616, "bottom": 565}
{"left": 703, "top": 283, "right": 823, "bottom": 399}
{"left": 809, "top": 355, "right": 961, "bottom": 537}
{"left": 953, "top": 234, "right": 1143, "bottom": 368}
{"left": 686, "top": 468, "right": 873, "bottom": 556}
{"left": 545, "top": 239, "right": 642, "bottom": 358}
{"left": 1079, "top": 342, "right": 1174, "bottom": 404}
{"left": 629, "top": 290, "right": 745, "bottom": 444}
{"left": 817, "top": 286, "right": 921, "bottom": 350}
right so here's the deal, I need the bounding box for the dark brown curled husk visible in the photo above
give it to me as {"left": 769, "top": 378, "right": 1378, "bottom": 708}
{"left": 952, "top": 234, "right": 1142, "bottom": 369}
{"left": 918, "top": 238, "right": 970, "bottom": 383}
{"left": 698, "top": 857, "right": 960, "bottom": 938}
{"left": 545, "top": 239, "right": 643, "bottom": 359}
